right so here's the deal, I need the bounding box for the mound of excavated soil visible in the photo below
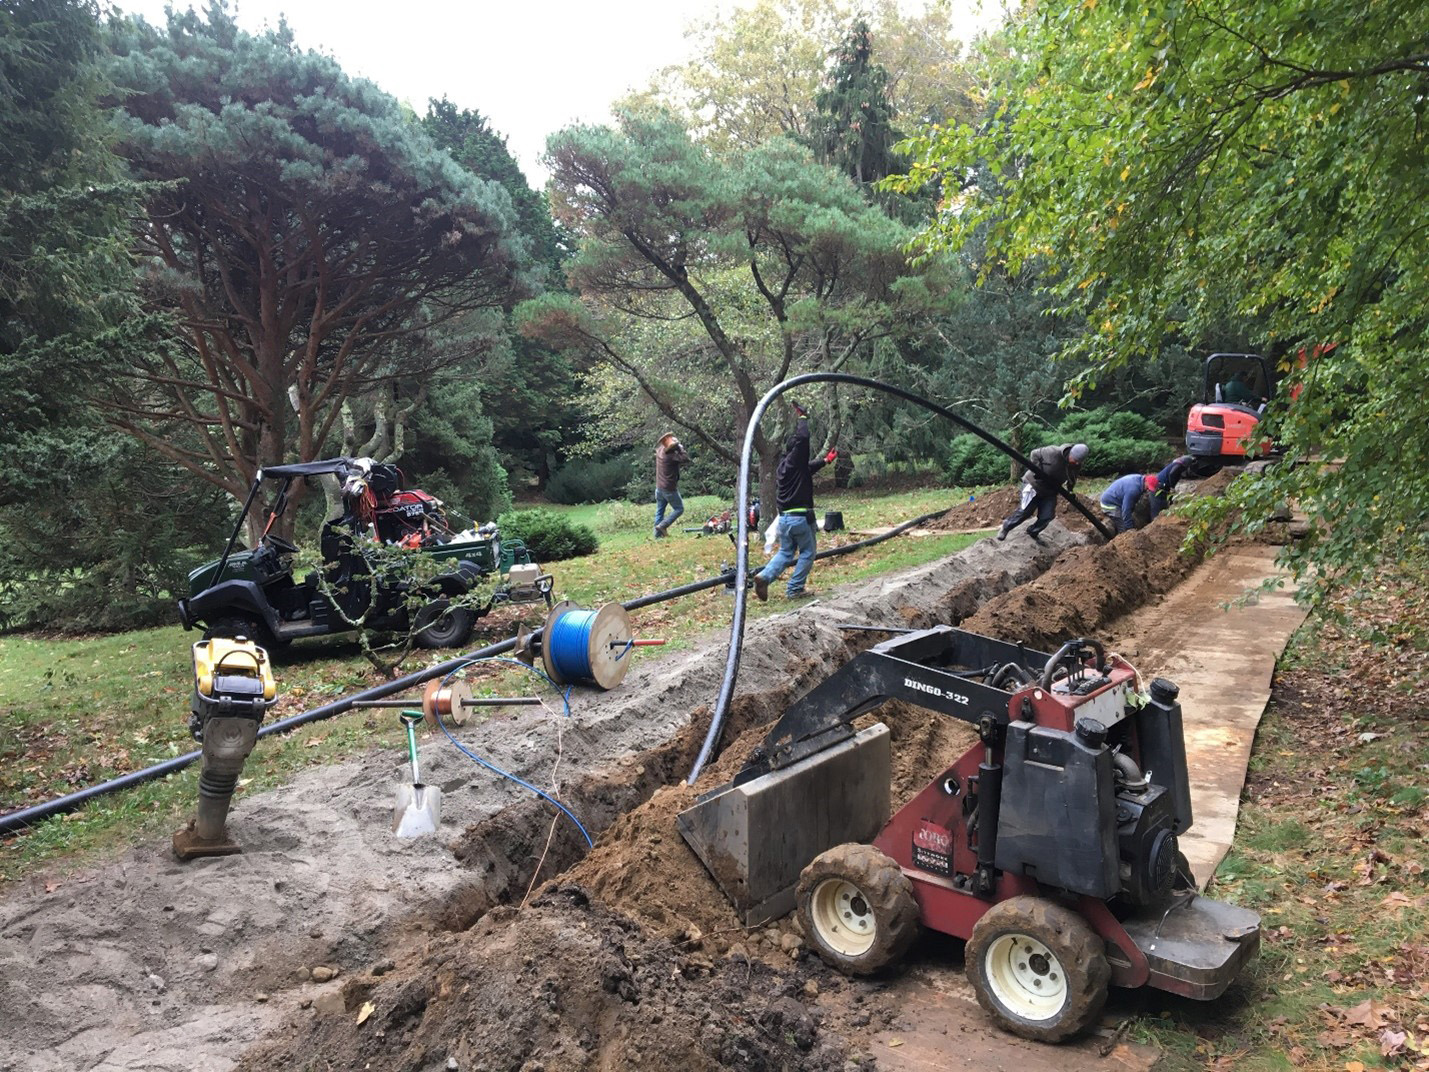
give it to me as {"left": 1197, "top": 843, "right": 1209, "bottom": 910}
{"left": 955, "top": 470, "right": 1245, "bottom": 650}
{"left": 237, "top": 886, "right": 856, "bottom": 1072}
{"left": 927, "top": 485, "right": 1098, "bottom": 534}
{"left": 558, "top": 700, "right": 975, "bottom": 961}
{"left": 961, "top": 518, "right": 1203, "bottom": 651}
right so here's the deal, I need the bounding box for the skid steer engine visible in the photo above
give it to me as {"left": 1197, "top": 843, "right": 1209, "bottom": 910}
{"left": 679, "top": 626, "right": 1259, "bottom": 1042}
{"left": 172, "top": 637, "right": 277, "bottom": 860}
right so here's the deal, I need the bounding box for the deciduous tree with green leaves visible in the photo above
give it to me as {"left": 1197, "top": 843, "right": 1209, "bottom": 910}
{"left": 891, "top": 0, "right": 1429, "bottom": 598}
{"left": 627, "top": 0, "right": 984, "bottom": 154}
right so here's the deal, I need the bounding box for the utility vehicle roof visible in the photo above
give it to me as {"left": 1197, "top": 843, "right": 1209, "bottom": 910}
{"left": 259, "top": 457, "right": 359, "bottom": 479}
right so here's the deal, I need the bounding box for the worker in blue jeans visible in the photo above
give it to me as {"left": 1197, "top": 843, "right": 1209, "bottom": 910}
{"left": 753, "top": 402, "right": 836, "bottom": 600}
{"left": 653, "top": 432, "right": 691, "bottom": 537}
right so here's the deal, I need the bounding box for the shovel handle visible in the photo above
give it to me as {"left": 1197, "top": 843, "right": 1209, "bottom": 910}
{"left": 400, "top": 709, "right": 423, "bottom": 783}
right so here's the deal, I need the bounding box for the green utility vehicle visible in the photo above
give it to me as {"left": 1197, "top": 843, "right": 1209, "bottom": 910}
{"left": 177, "top": 457, "right": 553, "bottom": 650}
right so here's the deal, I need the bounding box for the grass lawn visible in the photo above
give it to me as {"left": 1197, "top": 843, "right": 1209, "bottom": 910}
{"left": 0, "top": 482, "right": 986, "bottom": 883}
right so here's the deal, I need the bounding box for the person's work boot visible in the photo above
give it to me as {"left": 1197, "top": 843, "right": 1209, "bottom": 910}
{"left": 753, "top": 574, "right": 769, "bottom": 602}
{"left": 788, "top": 587, "right": 816, "bottom": 599}
{"left": 1028, "top": 529, "right": 1045, "bottom": 544}
{"left": 996, "top": 523, "right": 1010, "bottom": 542}
{"left": 653, "top": 523, "right": 667, "bottom": 538}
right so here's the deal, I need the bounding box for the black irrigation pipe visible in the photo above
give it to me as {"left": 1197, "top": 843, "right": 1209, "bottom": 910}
{"left": 0, "top": 495, "right": 976, "bottom": 836}
{"left": 686, "top": 371, "right": 1114, "bottom": 785}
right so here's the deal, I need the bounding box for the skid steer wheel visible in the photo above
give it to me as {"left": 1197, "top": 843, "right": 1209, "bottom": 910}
{"left": 966, "top": 896, "right": 1110, "bottom": 1042}
{"left": 412, "top": 599, "right": 475, "bottom": 650}
{"left": 796, "top": 843, "right": 920, "bottom": 976}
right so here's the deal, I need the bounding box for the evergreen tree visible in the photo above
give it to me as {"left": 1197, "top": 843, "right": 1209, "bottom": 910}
{"left": 421, "top": 98, "right": 583, "bottom": 487}
{"left": 104, "top": 4, "right": 533, "bottom": 514}
{"left": 810, "top": 18, "right": 901, "bottom": 188}
{"left": 0, "top": 0, "right": 229, "bottom": 631}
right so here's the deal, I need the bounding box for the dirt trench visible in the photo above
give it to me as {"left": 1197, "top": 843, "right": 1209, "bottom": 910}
{"left": 1, "top": 475, "right": 1253, "bottom": 1072}
{"left": 0, "top": 518, "right": 1083, "bottom": 1072}
{"left": 225, "top": 504, "right": 1241, "bottom": 1072}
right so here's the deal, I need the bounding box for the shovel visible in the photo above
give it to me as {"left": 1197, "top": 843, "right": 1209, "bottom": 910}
{"left": 393, "top": 710, "right": 442, "bottom": 837}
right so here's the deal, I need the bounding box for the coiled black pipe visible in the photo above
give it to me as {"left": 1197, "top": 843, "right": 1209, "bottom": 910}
{"left": 0, "top": 501, "right": 975, "bottom": 836}
{"left": 685, "top": 371, "right": 1113, "bottom": 785}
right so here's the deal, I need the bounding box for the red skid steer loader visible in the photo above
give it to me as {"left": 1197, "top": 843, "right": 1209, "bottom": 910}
{"left": 678, "top": 626, "right": 1260, "bottom": 1042}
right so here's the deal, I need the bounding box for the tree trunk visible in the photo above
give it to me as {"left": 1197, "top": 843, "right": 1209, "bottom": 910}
{"left": 833, "top": 451, "right": 854, "bottom": 488}
{"left": 757, "top": 442, "right": 779, "bottom": 534}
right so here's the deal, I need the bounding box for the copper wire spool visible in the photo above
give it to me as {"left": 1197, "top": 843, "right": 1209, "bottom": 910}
{"left": 421, "top": 678, "right": 473, "bottom": 728}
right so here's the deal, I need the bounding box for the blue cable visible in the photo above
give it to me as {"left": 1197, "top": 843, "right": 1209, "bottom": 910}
{"left": 546, "top": 607, "right": 600, "bottom": 681}
{"left": 431, "top": 710, "right": 593, "bottom": 848}
{"left": 430, "top": 654, "right": 590, "bottom": 846}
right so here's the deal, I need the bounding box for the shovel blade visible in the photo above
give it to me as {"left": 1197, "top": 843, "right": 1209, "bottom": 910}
{"left": 393, "top": 783, "right": 443, "bottom": 837}
{"left": 676, "top": 723, "right": 890, "bottom": 926}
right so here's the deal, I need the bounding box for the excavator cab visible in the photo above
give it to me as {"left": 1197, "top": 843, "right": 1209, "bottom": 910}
{"left": 1185, "top": 353, "right": 1277, "bottom": 470}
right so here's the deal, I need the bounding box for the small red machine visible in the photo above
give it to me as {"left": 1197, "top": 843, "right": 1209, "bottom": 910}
{"left": 678, "top": 626, "right": 1260, "bottom": 1041}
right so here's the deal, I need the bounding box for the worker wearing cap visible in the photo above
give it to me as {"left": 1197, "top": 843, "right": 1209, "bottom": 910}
{"left": 1149, "top": 454, "right": 1194, "bottom": 520}
{"left": 1099, "top": 473, "right": 1160, "bottom": 535}
{"left": 653, "top": 432, "right": 692, "bottom": 538}
{"left": 752, "top": 402, "right": 837, "bottom": 600}
{"left": 998, "top": 442, "right": 1089, "bottom": 542}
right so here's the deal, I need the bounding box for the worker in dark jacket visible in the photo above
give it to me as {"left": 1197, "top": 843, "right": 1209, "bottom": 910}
{"left": 1149, "top": 454, "right": 1194, "bottom": 520}
{"left": 653, "top": 432, "right": 692, "bottom": 538}
{"left": 752, "top": 402, "right": 836, "bottom": 600}
{"left": 998, "top": 442, "right": 1089, "bottom": 542}
{"left": 1099, "top": 473, "right": 1159, "bottom": 534}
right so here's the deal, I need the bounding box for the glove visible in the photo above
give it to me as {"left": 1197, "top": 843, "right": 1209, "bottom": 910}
{"left": 824, "top": 449, "right": 838, "bottom": 463}
{"left": 790, "top": 401, "right": 807, "bottom": 418}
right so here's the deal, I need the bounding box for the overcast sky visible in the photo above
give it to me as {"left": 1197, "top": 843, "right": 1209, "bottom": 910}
{"left": 113, "top": 0, "right": 1002, "bottom": 184}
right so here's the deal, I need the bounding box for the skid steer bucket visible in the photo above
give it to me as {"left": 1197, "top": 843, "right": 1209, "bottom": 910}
{"left": 676, "top": 723, "right": 891, "bottom": 926}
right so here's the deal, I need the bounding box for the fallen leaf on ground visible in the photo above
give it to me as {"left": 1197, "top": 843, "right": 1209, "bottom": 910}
{"left": 1382, "top": 1029, "right": 1408, "bottom": 1057}
{"left": 356, "top": 1000, "right": 375, "bottom": 1025}
{"left": 1342, "top": 999, "right": 1395, "bottom": 1028}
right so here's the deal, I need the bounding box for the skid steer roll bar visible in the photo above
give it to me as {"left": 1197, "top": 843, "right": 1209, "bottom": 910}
{"left": 687, "top": 372, "right": 1114, "bottom": 785}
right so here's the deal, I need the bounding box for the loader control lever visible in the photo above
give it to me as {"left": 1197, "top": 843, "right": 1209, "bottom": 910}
{"left": 1040, "top": 637, "right": 1108, "bottom": 690}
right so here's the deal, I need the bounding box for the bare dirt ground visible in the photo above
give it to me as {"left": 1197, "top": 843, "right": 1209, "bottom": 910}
{"left": 0, "top": 519, "right": 1083, "bottom": 1072}
{"left": 0, "top": 480, "right": 1272, "bottom": 1072}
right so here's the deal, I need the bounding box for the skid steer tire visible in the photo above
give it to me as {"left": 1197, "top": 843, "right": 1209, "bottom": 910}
{"left": 965, "top": 896, "right": 1109, "bottom": 1043}
{"left": 796, "top": 843, "right": 920, "bottom": 977}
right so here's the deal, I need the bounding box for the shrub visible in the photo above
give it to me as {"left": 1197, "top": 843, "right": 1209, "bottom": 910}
{"left": 942, "top": 435, "right": 1018, "bottom": 486}
{"left": 1054, "top": 408, "right": 1169, "bottom": 477}
{"left": 497, "top": 509, "right": 599, "bottom": 561}
{"left": 941, "top": 407, "right": 1170, "bottom": 486}
{"left": 544, "top": 453, "right": 639, "bottom": 505}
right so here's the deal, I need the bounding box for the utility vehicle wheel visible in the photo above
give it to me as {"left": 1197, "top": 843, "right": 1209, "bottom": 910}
{"left": 413, "top": 600, "right": 475, "bottom": 650}
{"left": 796, "top": 843, "right": 920, "bottom": 976}
{"left": 965, "top": 896, "right": 1110, "bottom": 1043}
{"left": 202, "top": 615, "right": 277, "bottom": 651}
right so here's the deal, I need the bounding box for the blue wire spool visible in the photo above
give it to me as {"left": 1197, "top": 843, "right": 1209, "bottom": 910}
{"left": 540, "top": 601, "right": 634, "bottom": 690}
